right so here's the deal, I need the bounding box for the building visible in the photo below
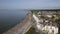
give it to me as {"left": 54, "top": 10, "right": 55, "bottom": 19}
{"left": 32, "top": 11, "right": 59, "bottom": 34}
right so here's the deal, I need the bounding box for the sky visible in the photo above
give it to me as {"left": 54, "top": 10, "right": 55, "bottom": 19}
{"left": 0, "top": 0, "right": 60, "bottom": 9}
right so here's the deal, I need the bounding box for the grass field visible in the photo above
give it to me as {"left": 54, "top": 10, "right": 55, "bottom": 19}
{"left": 26, "top": 27, "right": 39, "bottom": 34}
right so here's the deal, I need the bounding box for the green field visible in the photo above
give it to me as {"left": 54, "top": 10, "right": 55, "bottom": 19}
{"left": 31, "top": 10, "right": 39, "bottom": 14}
{"left": 26, "top": 27, "right": 39, "bottom": 34}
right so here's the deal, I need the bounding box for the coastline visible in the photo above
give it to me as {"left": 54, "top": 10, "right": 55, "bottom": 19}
{"left": 3, "top": 11, "right": 32, "bottom": 34}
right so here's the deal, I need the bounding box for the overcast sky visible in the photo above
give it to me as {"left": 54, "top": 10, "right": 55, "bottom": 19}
{"left": 0, "top": 0, "right": 60, "bottom": 9}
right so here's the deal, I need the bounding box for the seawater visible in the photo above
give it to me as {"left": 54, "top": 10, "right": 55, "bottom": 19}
{"left": 0, "top": 9, "right": 29, "bottom": 33}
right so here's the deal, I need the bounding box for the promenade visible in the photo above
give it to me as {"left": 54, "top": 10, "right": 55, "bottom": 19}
{"left": 3, "top": 12, "right": 32, "bottom": 34}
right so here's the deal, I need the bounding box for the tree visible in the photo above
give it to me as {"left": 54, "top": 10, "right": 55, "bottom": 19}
{"left": 55, "top": 18, "right": 60, "bottom": 34}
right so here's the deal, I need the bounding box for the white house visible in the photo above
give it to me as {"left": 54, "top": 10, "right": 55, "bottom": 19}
{"left": 33, "top": 14, "right": 58, "bottom": 34}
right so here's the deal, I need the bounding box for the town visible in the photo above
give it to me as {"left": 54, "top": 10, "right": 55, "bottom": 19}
{"left": 29, "top": 10, "right": 60, "bottom": 34}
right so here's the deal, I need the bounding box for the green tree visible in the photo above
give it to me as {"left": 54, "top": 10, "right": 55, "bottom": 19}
{"left": 55, "top": 18, "right": 60, "bottom": 34}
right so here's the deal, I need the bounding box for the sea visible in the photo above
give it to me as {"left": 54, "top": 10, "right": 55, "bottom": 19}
{"left": 0, "top": 9, "right": 29, "bottom": 34}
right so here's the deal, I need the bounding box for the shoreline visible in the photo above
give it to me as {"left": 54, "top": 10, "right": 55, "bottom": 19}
{"left": 3, "top": 11, "right": 32, "bottom": 34}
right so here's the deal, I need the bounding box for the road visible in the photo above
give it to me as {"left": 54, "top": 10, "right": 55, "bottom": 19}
{"left": 33, "top": 14, "right": 46, "bottom": 34}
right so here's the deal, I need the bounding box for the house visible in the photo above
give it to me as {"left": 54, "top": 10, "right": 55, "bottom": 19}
{"left": 33, "top": 14, "right": 58, "bottom": 34}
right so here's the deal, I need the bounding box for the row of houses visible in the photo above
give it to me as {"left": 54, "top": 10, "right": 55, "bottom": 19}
{"left": 32, "top": 11, "right": 59, "bottom": 34}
